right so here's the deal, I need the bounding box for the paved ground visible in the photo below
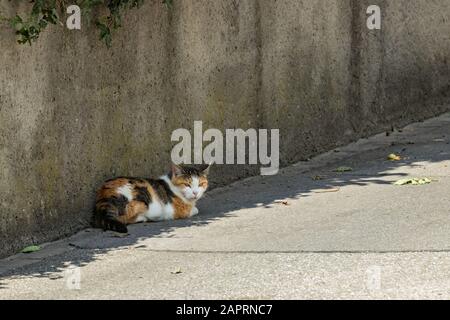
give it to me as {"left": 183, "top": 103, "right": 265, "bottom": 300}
{"left": 1, "top": 114, "right": 450, "bottom": 299}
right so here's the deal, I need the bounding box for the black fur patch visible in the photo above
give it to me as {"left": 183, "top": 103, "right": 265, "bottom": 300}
{"left": 97, "top": 194, "right": 128, "bottom": 216}
{"left": 135, "top": 186, "right": 151, "bottom": 206}
{"left": 169, "top": 164, "right": 208, "bottom": 179}
{"left": 150, "top": 179, "right": 174, "bottom": 204}
{"left": 129, "top": 178, "right": 146, "bottom": 184}
{"left": 104, "top": 177, "right": 144, "bottom": 183}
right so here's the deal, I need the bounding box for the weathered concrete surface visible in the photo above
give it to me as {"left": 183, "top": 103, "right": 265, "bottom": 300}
{"left": 1, "top": 114, "right": 450, "bottom": 299}
{"left": 1, "top": 1, "right": 450, "bottom": 258}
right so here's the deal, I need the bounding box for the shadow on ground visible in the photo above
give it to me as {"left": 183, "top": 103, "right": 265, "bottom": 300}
{"left": 1, "top": 116, "right": 450, "bottom": 286}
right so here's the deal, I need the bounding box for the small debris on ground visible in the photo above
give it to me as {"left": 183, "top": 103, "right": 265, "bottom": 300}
{"left": 21, "top": 245, "right": 41, "bottom": 253}
{"left": 334, "top": 166, "right": 353, "bottom": 173}
{"left": 68, "top": 243, "right": 84, "bottom": 249}
{"left": 274, "top": 199, "right": 290, "bottom": 205}
{"left": 393, "top": 178, "right": 432, "bottom": 186}
{"left": 314, "top": 187, "right": 340, "bottom": 193}
{"left": 171, "top": 267, "right": 182, "bottom": 274}
{"left": 312, "top": 175, "right": 324, "bottom": 180}
{"left": 111, "top": 232, "right": 129, "bottom": 238}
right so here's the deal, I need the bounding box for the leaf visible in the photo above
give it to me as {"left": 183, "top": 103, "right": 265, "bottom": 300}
{"left": 393, "top": 179, "right": 410, "bottom": 186}
{"left": 96, "top": 21, "right": 112, "bottom": 48}
{"left": 21, "top": 245, "right": 41, "bottom": 253}
{"left": 171, "top": 267, "right": 182, "bottom": 274}
{"left": 111, "top": 232, "right": 129, "bottom": 238}
{"left": 393, "top": 178, "right": 432, "bottom": 186}
{"left": 10, "top": 15, "right": 23, "bottom": 29}
{"left": 163, "top": 0, "right": 174, "bottom": 8}
{"left": 274, "top": 199, "right": 290, "bottom": 205}
{"left": 48, "top": 274, "right": 63, "bottom": 280}
{"left": 334, "top": 166, "right": 353, "bottom": 173}
{"left": 387, "top": 153, "right": 401, "bottom": 161}
{"left": 314, "top": 188, "right": 340, "bottom": 193}
{"left": 312, "top": 175, "right": 324, "bottom": 181}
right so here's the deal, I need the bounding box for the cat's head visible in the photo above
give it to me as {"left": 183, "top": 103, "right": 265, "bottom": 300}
{"left": 170, "top": 163, "right": 211, "bottom": 201}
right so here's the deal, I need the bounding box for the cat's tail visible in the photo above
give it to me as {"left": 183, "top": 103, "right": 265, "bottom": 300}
{"left": 92, "top": 204, "right": 128, "bottom": 233}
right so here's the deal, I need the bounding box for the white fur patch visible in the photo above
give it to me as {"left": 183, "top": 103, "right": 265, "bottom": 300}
{"left": 117, "top": 184, "right": 133, "bottom": 201}
{"left": 144, "top": 201, "right": 175, "bottom": 221}
{"left": 188, "top": 176, "right": 206, "bottom": 200}
{"left": 191, "top": 207, "right": 199, "bottom": 216}
{"left": 192, "top": 177, "right": 199, "bottom": 190}
{"left": 163, "top": 203, "right": 175, "bottom": 220}
{"left": 145, "top": 201, "right": 163, "bottom": 221}
{"left": 135, "top": 215, "right": 147, "bottom": 223}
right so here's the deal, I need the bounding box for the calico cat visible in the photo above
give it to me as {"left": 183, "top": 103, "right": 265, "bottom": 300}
{"left": 92, "top": 163, "right": 210, "bottom": 233}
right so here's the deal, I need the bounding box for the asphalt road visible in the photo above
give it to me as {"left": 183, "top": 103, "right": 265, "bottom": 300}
{"left": 1, "top": 114, "right": 450, "bottom": 299}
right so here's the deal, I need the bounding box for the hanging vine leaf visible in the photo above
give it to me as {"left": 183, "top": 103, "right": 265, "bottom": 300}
{"left": 2, "top": 0, "right": 170, "bottom": 47}
{"left": 163, "top": 0, "right": 173, "bottom": 8}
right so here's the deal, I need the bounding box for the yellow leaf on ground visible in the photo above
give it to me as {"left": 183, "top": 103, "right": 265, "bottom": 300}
{"left": 393, "top": 178, "right": 432, "bottom": 186}
{"left": 387, "top": 153, "right": 402, "bottom": 161}
{"left": 314, "top": 188, "right": 340, "bottom": 193}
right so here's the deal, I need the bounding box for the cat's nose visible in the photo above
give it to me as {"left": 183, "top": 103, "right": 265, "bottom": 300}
{"left": 193, "top": 191, "right": 199, "bottom": 197}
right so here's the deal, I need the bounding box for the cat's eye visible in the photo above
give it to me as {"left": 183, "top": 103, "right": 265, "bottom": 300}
{"left": 182, "top": 183, "right": 191, "bottom": 187}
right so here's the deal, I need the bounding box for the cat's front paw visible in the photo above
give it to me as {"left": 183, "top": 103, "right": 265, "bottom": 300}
{"left": 190, "top": 207, "right": 199, "bottom": 217}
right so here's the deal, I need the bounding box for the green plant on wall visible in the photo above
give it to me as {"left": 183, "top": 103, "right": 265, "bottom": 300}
{"left": 0, "top": 0, "right": 173, "bottom": 47}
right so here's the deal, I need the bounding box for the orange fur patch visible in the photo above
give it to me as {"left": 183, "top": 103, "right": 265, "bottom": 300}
{"left": 172, "top": 197, "right": 193, "bottom": 219}
{"left": 199, "top": 176, "right": 208, "bottom": 188}
{"left": 117, "top": 201, "right": 148, "bottom": 224}
{"left": 96, "top": 178, "right": 129, "bottom": 200}
{"left": 172, "top": 175, "right": 192, "bottom": 187}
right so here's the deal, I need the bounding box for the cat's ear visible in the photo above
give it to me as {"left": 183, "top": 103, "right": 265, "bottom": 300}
{"left": 200, "top": 162, "right": 212, "bottom": 175}
{"left": 171, "top": 163, "right": 183, "bottom": 177}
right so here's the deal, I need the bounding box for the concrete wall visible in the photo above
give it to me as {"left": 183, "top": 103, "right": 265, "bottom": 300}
{"left": 0, "top": 0, "right": 449, "bottom": 257}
